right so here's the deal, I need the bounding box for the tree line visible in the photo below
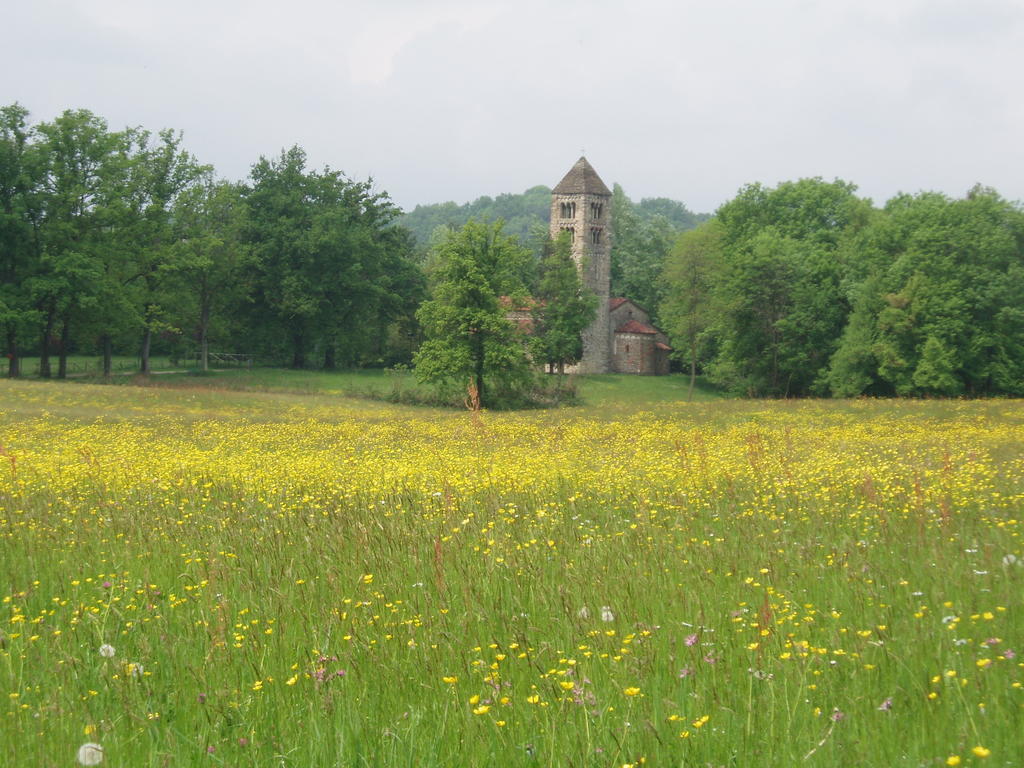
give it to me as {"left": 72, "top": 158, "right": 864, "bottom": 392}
{"left": 402, "top": 182, "right": 709, "bottom": 313}
{"left": 0, "top": 104, "right": 422, "bottom": 377}
{"left": 4, "top": 103, "right": 1021, "bottom": 399}
{"left": 661, "top": 179, "right": 1024, "bottom": 397}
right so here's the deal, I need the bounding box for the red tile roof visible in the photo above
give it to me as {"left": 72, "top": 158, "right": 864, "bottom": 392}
{"left": 609, "top": 297, "right": 630, "bottom": 310}
{"left": 499, "top": 295, "right": 541, "bottom": 312}
{"left": 615, "top": 320, "right": 658, "bottom": 335}
{"left": 655, "top": 341, "right": 673, "bottom": 351}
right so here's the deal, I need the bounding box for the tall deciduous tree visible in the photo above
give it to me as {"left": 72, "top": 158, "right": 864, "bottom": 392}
{"left": 660, "top": 220, "right": 723, "bottom": 399}
{"left": 828, "top": 188, "right": 1024, "bottom": 396}
{"left": 120, "top": 128, "right": 208, "bottom": 373}
{"left": 33, "top": 109, "right": 125, "bottom": 377}
{"left": 530, "top": 231, "right": 597, "bottom": 377}
{"left": 708, "top": 178, "right": 870, "bottom": 396}
{"left": 169, "top": 178, "right": 247, "bottom": 371}
{"left": 244, "top": 146, "right": 419, "bottom": 369}
{"left": 414, "top": 219, "right": 532, "bottom": 407}
{"left": 244, "top": 146, "right": 333, "bottom": 368}
{"left": 0, "top": 104, "right": 40, "bottom": 377}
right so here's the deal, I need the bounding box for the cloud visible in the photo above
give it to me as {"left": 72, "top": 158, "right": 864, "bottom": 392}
{"left": 2, "top": 0, "right": 1022, "bottom": 212}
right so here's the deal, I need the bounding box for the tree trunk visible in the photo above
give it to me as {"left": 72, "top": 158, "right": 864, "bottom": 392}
{"left": 291, "top": 331, "right": 305, "bottom": 369}
{"left": 324, "top": 342, "right": 336, "bottom": 371}
{"left": 6, "top": 326, "right": 19, "bottom": 378}
{"left": 102, "top": 334, "right": 112, "bottom": 377}
{"left": 473, "top": 333, "right": 485, "bottom": 408}
{"left": 688, "top": 340, "right": 697, "bottom": 401}
{"left": 39, "top": 303, "right": 55, "bottom": 378}
{"left": 57, "top": 315, "right": 70, "bottom": 379}
{"left": 199, "top": 299, "right": 210, "bottom": 372}
{"left": 140, "top": 326, "right": 152, "bottom": 374}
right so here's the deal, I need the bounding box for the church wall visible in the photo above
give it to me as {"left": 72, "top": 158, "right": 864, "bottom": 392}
{"left": 612, "top": 332, "right": 658, "bottom": 375}
{"left": 609, "top": 300, "right": 649, "bottom": 330}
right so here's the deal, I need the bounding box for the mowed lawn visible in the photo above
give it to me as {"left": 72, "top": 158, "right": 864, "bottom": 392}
{"left": 1, "top": 374, "right": 1021, "bottom": 767}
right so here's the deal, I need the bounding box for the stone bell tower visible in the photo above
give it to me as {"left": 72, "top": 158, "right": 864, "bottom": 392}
{"left": 550, "top": 156, "right": 612, "bottom": 373}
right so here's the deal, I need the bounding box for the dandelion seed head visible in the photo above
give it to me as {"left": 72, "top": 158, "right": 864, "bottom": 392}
{"left": 77, "top": 742, "right": 104, "bottom": 766}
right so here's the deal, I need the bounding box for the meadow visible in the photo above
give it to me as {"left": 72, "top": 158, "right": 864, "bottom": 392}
{"left": 1, "top": 374, "right": 1021, "bottom": 766}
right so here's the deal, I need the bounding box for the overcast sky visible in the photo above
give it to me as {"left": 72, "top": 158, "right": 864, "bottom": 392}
{"left": 5, "top": 0, "right": 1023, "bottom": 214}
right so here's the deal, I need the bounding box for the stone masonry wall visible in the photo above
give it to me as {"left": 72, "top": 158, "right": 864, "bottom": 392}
{"left": 612, "top": 333, "right": 656, "bottom": 375}
{"left": 549, "top": 192, "right": 612, "bottom": 373}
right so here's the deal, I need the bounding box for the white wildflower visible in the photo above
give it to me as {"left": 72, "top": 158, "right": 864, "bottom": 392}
{"left": 98, "top": 643, "right": 115, "bottom": 658}
{"left": 1002, "top": 554, "right": 1020, "bottom": 567}
{"left": 77, "top": 742, "right": 104, "bottom": 765}
{"left": 577, "top": 606, "right": 590, "bottom": 620}
{"left": 600, "top": 606, "right": 614, "bottom": 622}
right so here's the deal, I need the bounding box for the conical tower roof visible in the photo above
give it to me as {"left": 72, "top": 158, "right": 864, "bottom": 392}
{"left": 552, "top": 156, "right": 611, "bottom": 196}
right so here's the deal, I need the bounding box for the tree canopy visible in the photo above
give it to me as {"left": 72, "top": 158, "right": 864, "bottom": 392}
{"left": 1, "top": 104, "right": 420, "bottom": 375}
{"left": 659, "top": 178, "right": 1024, "bottom": 398}
{"left": 414, "top": 219, "right": 533, "bottom": 407}
{"left": 529, "top": 231, "right": 598, "bottom": 377}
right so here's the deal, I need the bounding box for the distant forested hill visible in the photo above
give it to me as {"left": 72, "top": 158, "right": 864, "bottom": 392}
{"left": 399, "top": 185, "right": 710, "bottom": 249}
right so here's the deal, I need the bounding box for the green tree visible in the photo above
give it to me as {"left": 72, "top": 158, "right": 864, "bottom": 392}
{"left": 912, "top": 335, "right": 960, "bottom": 395}
{"left": 414, "top": 219, "right": 532, "bottom": 407}
{"left": 168, "top": 178, "right": 247, "bottom": 370}
{"left": 709, "top": 178, "right": 870, "bottom": 396}
{"left": 0, "top": 103, "right": 41, "bottom": 377}
{"left": 660, "top": 220, "right": 723, "bottom": 399}
{"left": 610, "top": 184, "right": 686, "bottom": 323}
{"left": 244, "top": 146, "right": 335, "bottom": 368}
{"left": 120, "top": 127, "right": 208, "bottom": 373}
{"left": 828, "top": 188, "right": 1024, "bottom": 396}
{"left": 32, "top": 109, "right": 127, "bottom": 378}
{"left": 244, "top": 146, "right": 418, "bottom": 369}
{"left": 530, "top": 231, "right": 597, "bottom": 377}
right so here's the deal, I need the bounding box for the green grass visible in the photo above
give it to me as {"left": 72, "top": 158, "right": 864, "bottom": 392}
{"left": 15, "top": 355, "right": 179, "bottom": 377}
{"left": 0, "top": 378, "right": 1020, "bottom": 766}
{"left": 76, "top": 365, "right": 725, "bottom": 411}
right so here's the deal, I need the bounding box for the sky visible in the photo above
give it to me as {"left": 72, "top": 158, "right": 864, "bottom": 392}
{"left": 4, "top": 0, "right": 1023, "bottom": 214}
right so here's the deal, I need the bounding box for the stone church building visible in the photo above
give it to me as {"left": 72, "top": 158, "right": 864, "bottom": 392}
{"left": 550, "top": 157, "right": 671, "bottom": 375}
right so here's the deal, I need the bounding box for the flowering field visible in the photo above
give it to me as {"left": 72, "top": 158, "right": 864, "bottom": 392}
{"left": 1, "top": 380, "right": 1022, "bottom": 766}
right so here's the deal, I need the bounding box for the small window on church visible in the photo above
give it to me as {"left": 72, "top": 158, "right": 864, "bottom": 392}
{"left": 591, "top": 228, "right": 601, "bottom": 244}
{"left": 570, "top": 202, "right": 576, "bottom": 218}
{"left": 626, "top": 344, "right": 630, "bottom": 354}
